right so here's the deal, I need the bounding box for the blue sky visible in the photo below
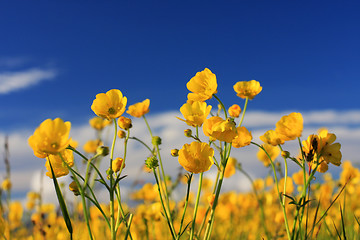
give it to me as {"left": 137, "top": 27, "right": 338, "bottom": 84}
{"left": 1, "top": 1, "right": 359, "bottom": 130}
{"left": 1, "top": 1, "right": 360, "bottom": 201}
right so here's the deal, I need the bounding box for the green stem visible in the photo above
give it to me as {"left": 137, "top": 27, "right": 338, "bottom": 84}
{"left": 239, "top": 97, "right": 248, "bottom": 126}
{"left": 190, "top": 173, "right": 203, "bottom": 239}
{"left": 213, "top": 94, "right": 228, "bottom": 119}
{"left": 110, "top": 119, "right": 118, "bottom": 240}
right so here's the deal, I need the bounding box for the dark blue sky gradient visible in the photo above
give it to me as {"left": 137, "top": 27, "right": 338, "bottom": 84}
{"left": 0, "top": 1, "right": 359, "bottom": 131}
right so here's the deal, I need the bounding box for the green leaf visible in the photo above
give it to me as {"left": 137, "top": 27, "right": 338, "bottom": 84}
{"left": 48, "top": 159, "right": 73, "bottom": 237}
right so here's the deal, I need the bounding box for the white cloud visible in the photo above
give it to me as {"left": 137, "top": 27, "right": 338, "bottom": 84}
{"left": 1, "top": 110, "right": 360, "bottom": 203}
{"left": 0, "top": 68, "right": 56, "bottom": 94}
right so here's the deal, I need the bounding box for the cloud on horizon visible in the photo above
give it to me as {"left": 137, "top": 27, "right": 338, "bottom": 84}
{"left": 1, "top": 109, "right": 360, "bottom": 203}
{"left": 0, "top": 68, "right": 56, "bottom": 94}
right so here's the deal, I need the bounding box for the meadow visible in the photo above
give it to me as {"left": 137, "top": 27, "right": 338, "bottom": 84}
{"left": 0, "top": 68, "right": 357, "bottom": 240}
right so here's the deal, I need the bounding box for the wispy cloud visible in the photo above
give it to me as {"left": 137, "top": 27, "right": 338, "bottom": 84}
{"left": 0, "top": 68, "right": 56, "bottom": 94}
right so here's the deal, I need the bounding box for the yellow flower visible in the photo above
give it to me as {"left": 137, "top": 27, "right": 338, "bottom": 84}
{"left": 9, "top": 201, "right": 23, "bottom": 229}
{"left": 318, "top": 129, "right": 342, "bottom": 166}
{"left": 228, "top": 104, "right": 241, "bottom": 118}
{"left": 257, "top": 143, "right": 280, "bottom": 167}
{"left": 127, "top": 99, "right": 150, "bottom": 118}
{"left": 1, "top": 178, "right": 11, "bottom": 190}
{"left": 232, "top": 126, "right": 252, "bottom": 148}
{"left": 112, "top": 157, "right": 125, "bottom": 172}
{"left": 178, "top": 141, "right": 214, "bottom": 174}
{"left": 89, "top": 116, "right": 111, "bottom": 130}
{"left": 187, "top": 68, "right": 218, "bottom": 101}
{"left": 83, "top": 140, "right": 103, "bottom": 154}
{"left": 233, "top": 80, "right": 262, "bottom": 100}
{"left": 275, "top": 112, "right": 303, "bottom": 141}
{"left": 177, "top": 101, "right": 212, "bottom": 127}
{"left": 28, "top": 118, "right": 72, "bottom": 158}
{"left": 302, "top": 129, "right": 342, "bottom": 170}
{"left": 224, "top": 157, "right": 237, "bottom": 178}
{"left": 45, "top": 149, "right": 74, "bottom": 178}
{"left": 203, "top": 117, "right": 237, "bottom": 143}
{"left": 91, "top": 89, "right": 127, "bottom": 120}
{"left": 260, "top": 130, "right": 284, "bottom": 146}
{"left": 118, "top": 116, "right": 132, "bottom": 130}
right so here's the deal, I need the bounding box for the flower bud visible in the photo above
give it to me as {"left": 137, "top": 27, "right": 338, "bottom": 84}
{"left": 118, "top": 116, "right": 132, "bottom": 130}
{"left": 69, "top": 181, "right": 80, "bottom": 196}
{"left": 112, "top": 157, "right": 125, "bottom": 172}
{"left": 184, "top": 129, "right": 192, "bottom": 137}
{"left": 281, "top": 151, "right": 290, "bottom": 158}
{"left": 117, "top": 130, "right": 126, "bottom": 139}
{"left": 96, "top": 146, "right": 109, "bottom": 156}
{"left": 145, "top": 156, "right": 159, "bottom": 169}
{"left": 106, "top": 168, "right": 113, "bottom": 179}
{"left": 152, "top": 136, "right": 162, "bottom": 146}
{"left": 171, "top": 149, "right": 179, "bottom": 157}
{"left": 228, "top": 104, "right": 242, "bottom": 118}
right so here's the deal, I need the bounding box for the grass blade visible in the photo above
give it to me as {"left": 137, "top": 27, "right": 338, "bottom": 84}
{"left": 48, "top": 159, "right": 73, "bottom": 239}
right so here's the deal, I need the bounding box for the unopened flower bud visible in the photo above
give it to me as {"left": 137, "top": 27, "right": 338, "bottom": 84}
{"left": 69, "top": 181, "right": 80, "bottom": 196}
{"left": 112, "top": 157, "right": 125, "bottom": 172}
{"left": 106, "top": 168, "right": 113, "bottom": 179}
{"left": 228, "top": 104, "right": 242, "bottom": 118}
{"left": 118, "top": 116, "right": 132, "bottom": 130}
{"left": 152, "top": 136, "right": 162, "bottom": 146}
{"left": 281, "top": 151, "right": 290, "bottom": 158}
{"left": 171, "top": 149, "right": 179, "bottom": 157}
{"left": 96, "top": 146, "right": 109, "bottom": 156}
{"left": 184, "top": 129, "right": 192, "bottom": 137}
{"left": 145, "top": 156, "right": 159, "bottom": 169}
{"left": 117, "top": 130, "right": 126, "bottom": 139}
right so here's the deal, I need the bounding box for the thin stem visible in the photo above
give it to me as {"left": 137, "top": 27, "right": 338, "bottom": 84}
{"left": 239, "top": 97, "right": 249, "bottom": 127}
{"left": 110, "top": 119, "right": 118, "bottom": 240}
{"left": 190, "top": 172, "right": 203, "bottom": 239}
{"left": 213, "top": 94, "right": 228, "bottom": 119}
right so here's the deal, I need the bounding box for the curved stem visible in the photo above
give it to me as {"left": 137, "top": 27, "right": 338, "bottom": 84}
{"left": 239, "top": 97, "right": 248, "bottom": 126}
{"left": 213, "top": 94, "right": 228, "bottom": 119}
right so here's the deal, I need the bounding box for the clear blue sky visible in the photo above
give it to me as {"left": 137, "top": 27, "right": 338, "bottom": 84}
{"left": 0, "top": 1, "right": 359, "bottom": 132}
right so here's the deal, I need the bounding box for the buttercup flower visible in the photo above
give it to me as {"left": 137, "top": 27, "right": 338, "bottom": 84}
{"left": 232, "top": 126, "right": 252, "bottom": 148}
{"left": 260, "top": 130, "right": 284, "bottom": 146}
{"left": 233, "top": 80, "right": 262, "bottom": 100}
{"left": 178, "top": 141, "right": 214, "bottom": 174}
{"left": 257, "top": 143, "right": 280, "bottom": 167}
{"left": 28, "top": 118, "right": 72, "bottom": 158}
{"left": 91, "top": 89, "right": 127, "bottom": 120}
{"left": 302, "top": 128, "right": 342, "bottom": 171}
{"left": 203, "top": 117, "right": 237, "bottom": 143}
{"left": 127, "top": 99, "right": 150, "bottom": 118}
{"left": 89, "top": 116, "right": 111, "bottom": 130}
{"left": 275, "top": 112, "right": 303, "bottom": 141}
{"left": 177, "top": 101, "right": 212, "bottom": 127}
{"left": 45, "top": 149, "right": 74, "bottom": 178}
{"left": 228, "top": 104, "right": 242, "bottom": 118}
{"left": 187, "top": 68, "right": 218, "bottom": 102}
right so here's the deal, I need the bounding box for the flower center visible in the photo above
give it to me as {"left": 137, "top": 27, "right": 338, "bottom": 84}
{"left": 108, "top": 107, "right": 116, "bottom": 115}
